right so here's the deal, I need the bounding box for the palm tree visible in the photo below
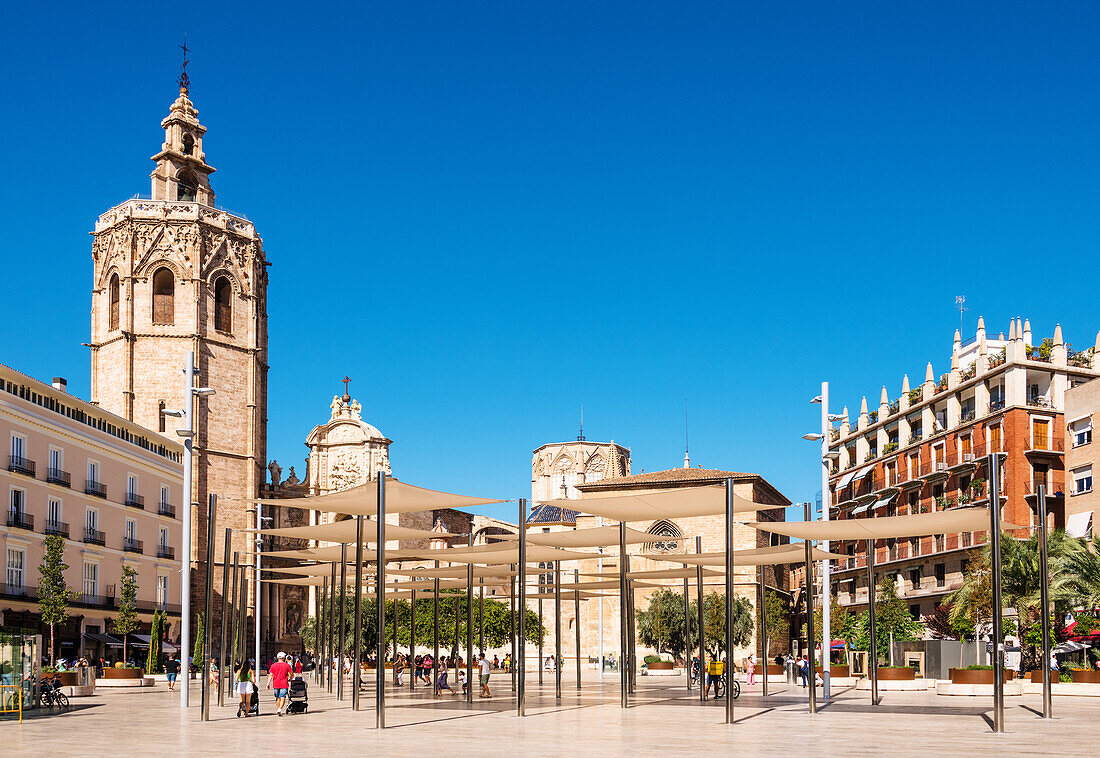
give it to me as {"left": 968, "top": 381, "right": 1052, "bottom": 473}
{"left": 1063, "top": 536, "right": 1100, "bottom": 611}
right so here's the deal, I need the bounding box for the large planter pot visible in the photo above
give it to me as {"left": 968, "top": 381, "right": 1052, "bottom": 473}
{"left": 949, "top": 668, "right": 1014, "bottom": 685}
{"left": 877, "top": 667, "right": 916, "bottom": 681}
{"left": 41, "top": 672, "right": 79, "bottom": 687}
{"left": 1029, "top": 670, "right": 1049, "bottom": 683}
{"left": 766, "top": 664, "right": 784, "bottom": 675}
{"left": 102, "top": 667, "right": 144, "bottom": 680}
{"left": 1071, "top": 670, "right": 1100, "bottom": 684}
{"left": 646, "top": 661, "right": 674, "bottom": 671}
{"left": 830, "top": 665, "right": 850, "bottom": 678}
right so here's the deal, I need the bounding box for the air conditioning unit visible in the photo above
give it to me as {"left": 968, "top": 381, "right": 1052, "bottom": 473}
{"left": 937, "top": 462, "right": 948, "bottom": 472}
{"left": 963, "top": 453, "right": 974, "bottom": 463}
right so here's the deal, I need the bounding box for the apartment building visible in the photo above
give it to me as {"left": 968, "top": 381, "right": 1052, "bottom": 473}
{"left": 0, "top": 363, "right": 182, "bottom": 660}
{"left": 1064, "top": 378, "right": 1100, "bottom": 537}
{"left": 824, "top": 318, "right": 1100, "bottom": 623}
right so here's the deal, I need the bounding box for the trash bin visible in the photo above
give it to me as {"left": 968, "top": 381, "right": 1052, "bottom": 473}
{"left": 786, "top": 661, "right": 798, "bottom": 684}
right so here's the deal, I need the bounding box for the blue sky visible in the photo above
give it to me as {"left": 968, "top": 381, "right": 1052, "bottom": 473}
{"left": 2, "top": 2, "right": 1099, "bottom": 522}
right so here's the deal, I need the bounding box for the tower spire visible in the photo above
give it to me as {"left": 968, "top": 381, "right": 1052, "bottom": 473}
{"left": 178, "top": 35, "right": 191, "bottom": 94}
{"left": 683, "top": 399, "right": 690, "bottom": 468}
{"left": 577, "top": 404, "right": 585, "bottom": 441}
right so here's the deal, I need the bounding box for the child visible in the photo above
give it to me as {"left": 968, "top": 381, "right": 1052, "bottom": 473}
{"left": 458, "top": 667, "right": 468, "bottom": 694}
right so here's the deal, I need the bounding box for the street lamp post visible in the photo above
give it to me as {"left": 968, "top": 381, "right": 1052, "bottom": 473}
{"left": 163, "top": 350, "right": 215, "bottom": 709}
{"left": 807, "top": 384, "right": 841, "bottom": 701}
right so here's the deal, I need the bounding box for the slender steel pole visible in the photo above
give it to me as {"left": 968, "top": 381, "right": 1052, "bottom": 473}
{"left": 759, "top": 565, "right": 768, "bottom": 698}
{"left": 466, "top": 530, "right": 473, "bottom": 704}
{"left": 989, "top": 453, "right": 1005, "bottom": 733}
{"left": 820, "top": 381, "right": 833, "bottom": 701}
{"left": 201, "top": 494, "right": 216, "bottom": 721}
{"left": 410, "top": 588, "right": 416, "bottom": 692}
{"left": 352, "top": 516, "right": 364, "bottom": 711}
{"left": 803, "top": 501, "right": 817, "bottom": 715}
{"left": 376, "top": 471, "right": 387, "bottom": 729}
{"left": 555, "top": 560, "right": 562, "bottom": 699}
{"left": 626, "top": 553, "right": 636, "bottom": 695}
{"left": 218, "top": 528, "right": 231, "bottom": 708}
{"left": 684, "top": 567, "right": 691, "bottom": 690}
{"left": 538, "top": 597, "right": 544, "bottom": 686}
{"left": 179, "top": 350, "right": 194, "bottom": 709}
{"left": 1039, "top": 484, "right": 1052, "bottom": 719}
{"left": 510, "top": 568, "right": 516, "bottom": 692}
{"left": 238, "top": 564, "right": 247, "bottom": 668}
{"left": 318, "top": 577, "right": 327, "bottom": 687}
{"left": 479, "top": 583, "right": 485, "bottom": 655}
{"left": 254, "top": 503, "right": 262, "bottom": 678}
{"left": 696, "top": 536, "right": 705, "bottom": 704}
{"left": 229, "top": 552, "right": 240, "bottom": 696}
{"left": 619, "top": 521, "right": 628, "bottom": 709}
{"left": 433, "top": 560, "right": 440, "bottom": 697}
{"left": 518, "top": 498, "right": 527, "bottom": 717}
{"left": 327, "top": 561, "right": 336, "bottom": 693}
{"left": 574, "top": 568, "right": 581, "bottom": 690}
{"left": 454, "top": 592, "right": 460, "bottom": 684}
{"left": 725, "top": 479, "right": 735, "bottom": 724}
{"left": 338, "top": 544, "right": 347, "bottom": 701}
{"left": 866, "top": 537, "right": 878, "bottom": 706}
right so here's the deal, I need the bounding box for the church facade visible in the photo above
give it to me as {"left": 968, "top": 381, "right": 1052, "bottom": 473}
{"left": 88, "top": 79, "right": 268, "bottom": 637}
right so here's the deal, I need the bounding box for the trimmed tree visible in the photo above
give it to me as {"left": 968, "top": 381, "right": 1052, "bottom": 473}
{"left": 37, "top": 533, "right": 76, "bottom": 665}
{"left": 193, "top": 613, "right": 205, "bottom": 674}
{"left": 146, "top": 610, "right": 163, "bottom": 674}
{"left": 636, "top": 588, "right": 691, "bottom": 660}
{"left": 113, "top": 565, "right": 139, "bottom": 665}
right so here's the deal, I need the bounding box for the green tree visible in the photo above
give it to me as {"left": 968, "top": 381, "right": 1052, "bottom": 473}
{"left": 851, "top": 576, "right": 923, "bottom": 664}
{"left": 113, "top": 565, "right": 139, "bottom": 664}
{"left": 37, "top": 533, "right": 76, "bottom": 664}
{"left": 146, "top": 610, "right": 163, "bottom": 674}
{"left": 636, "top": 589, "right": 693, "bottom": 660}
{"left": 1065, "top": 536, "right": 1100, "bottom": 610}
{"left": 764, "top": 590, "right": 791, "bottom": 652}
{"left": 193, "top": 613, "right": 205, "bottom": 672}
{"left": 690, "top": 593, "right": 753, "bottom": 657}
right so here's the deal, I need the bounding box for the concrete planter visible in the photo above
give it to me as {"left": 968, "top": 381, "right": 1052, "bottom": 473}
{"left": 1071, "top": 670, "right": 1100, "bottom": 684}
{"left": 877, "top": 667, "right": 915, "bottom": 681}
{"left": 948, "top": 668, "right": 1014, "bottom": 685}
{"left": 102, "top": 668, "right": 144, "bottom": 680}
{"left": 830, "top": 665, "right": 850, "bottom": 678}
{"left": 42, "top": 672, "right": 80, "bottom": 687}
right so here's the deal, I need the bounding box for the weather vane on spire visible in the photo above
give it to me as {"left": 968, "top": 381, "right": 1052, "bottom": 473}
{"left": 178, "top": 34, "right": 191, "bottom": 93}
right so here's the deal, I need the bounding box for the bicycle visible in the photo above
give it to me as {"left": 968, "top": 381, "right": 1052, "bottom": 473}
{"left": 709, "top": 673, "right": 740, "bottom": 700}
{"left": 40, "top": 678, "right": 69, "bottom": 709}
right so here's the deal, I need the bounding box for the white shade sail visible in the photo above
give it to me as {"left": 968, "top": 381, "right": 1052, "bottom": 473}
{"left": 264, "top": 564, "right": 358, "bottom": 577}
{"left": 250, "top": 518, "right": 448, "bottom": 543}
{"left": 256, "top": 478, "right": 505, "bottom": 516}
{"left": 748, "top": 506, "right": 1007, "bottom": 541}
{"left": 498, "top": 525, "right": 682, "bottom": 548}
{"left": 649, "top": 544, "right": 845, "bottom": 567}
{"left": 581, "top": 567, "right": 725, "bottom": 580}
{"left": 389, "top": 566, "right": 520, "bottom": 579}
{"left": 261, "top": 546, "right": 425, "bottom": 562}
{"left": 541, "top": 484, "right": 761, "bottom": 522}
{"left": 424, "top": 545, "right": 602, "bottom": 565}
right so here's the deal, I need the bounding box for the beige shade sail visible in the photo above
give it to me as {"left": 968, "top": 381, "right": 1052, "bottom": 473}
{"left": 513, "top": 590, "right": 611, "bottom": 601}
{"left": 648, "top": 544, "right": 846, "bottom": 567}
{"left": 747, "top": 506, "right": 1007, "bottom": 541}
{"left": 388, "top": 566, "right": 520, "bottom": 580}
{"left": 255, "top": 478, "right": 505, "bottom": 516}
{"left": 497, "top": 525, "right": 682, "bottom": 548}
{"left": 384, "top": 579, "right": 470, "bottom": 591}
{"left": 249, "top": 518, "right": 449, "bottom": 543}
{"left": 265, "top": 576, "right": 331, "bottom": 587}
{"left": 264, "top": 564, "right": 359, "bottom": 577}
{"left": 260, "top": 546, "right": 426, "bottom": 562}
{"left": 423, "top": 545, "right": 602, "bottom": 565}
{"left": 540, "top": 484, "right": 761, "bottom": 522}
{"left": 580, "top": 567, "right": 725, "bottom": 580}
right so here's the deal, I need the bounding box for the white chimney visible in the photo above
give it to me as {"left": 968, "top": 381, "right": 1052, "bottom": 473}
{"left": 52, "top": 377, "right": 67, "bottom": 392}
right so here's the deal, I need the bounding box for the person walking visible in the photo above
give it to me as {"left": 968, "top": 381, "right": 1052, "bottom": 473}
{"left": 478, "top": 653, "right": 492, "bottom": 698}
{"left": 234, "top": 660, "right": 256, "bottom": 718}
{"left": 436, "top": 657, "right": 458, "bottom": 696}
{"left": 746, "top": 653, "right": 756, "bottom": 687}
{"left": 797, "top": 655, "right": 809, "bottom": 688}
{"left": 293, "top": 656, "right": 303, "bottom": 677}
{"left": 165, "top": 655, "right": 180, "bottom": 691}
{"left": 266, "top": 651, "right": 293, "bottom": 717}
{"left": 394, "top": 654, "right": 406, "bottom": 687}
{"left": 704, "top": 656, "right": 725, "bottom": 700}
{"left": 421, "top": 653, "right": 434, "bottom": 686}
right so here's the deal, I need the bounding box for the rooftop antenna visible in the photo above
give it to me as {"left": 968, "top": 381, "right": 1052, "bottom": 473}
{"left": 683, "top": 400, "right": 690, "bottom": 469}
{"left": 955, "top": 295, "right": 967, "bottom": 328}
{"left": 178, "top": 34, "right": 191, "bottom": 93}
{"left": 577, "top": 404, "right": 585, "bottom": 441}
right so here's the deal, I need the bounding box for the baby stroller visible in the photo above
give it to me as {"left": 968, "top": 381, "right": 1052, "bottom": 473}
{"left": 248, "top": 686, "right": 260, "bottom": 716}
{"left": 286, "top": 677, "right": 308, "bottom": 714}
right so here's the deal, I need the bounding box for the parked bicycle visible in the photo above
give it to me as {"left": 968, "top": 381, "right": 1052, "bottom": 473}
{"left": 40, "top": 678, "right": 69, "bottom": 709}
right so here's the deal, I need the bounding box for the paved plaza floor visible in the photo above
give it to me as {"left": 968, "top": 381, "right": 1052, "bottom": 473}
{"left": 3, "top": 671, "right": 1091, "bottom": 757}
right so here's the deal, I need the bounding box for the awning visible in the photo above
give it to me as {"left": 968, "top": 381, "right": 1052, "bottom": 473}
{"left": 836, "top": 469, "right": 858, "bottom": 489}
{"left": 82, "top": 632, "right": 123, "bottom": 646}
{"left": 541, "top": 484, "right": 761, "bottom": 523}
{"left": 1067, "top": 511, "right": 1093, "bottom": 538}
{"left": 1054, "top": 640, "right": 1089, "bottom": 653}
{"left": 851, "top": 465, "right": 875, "bottom": 482}
{"left": 747, "top": 506, "right": 1022, "bottom": 541}
{"left": 255, "top": 478, "right": 505, "bottom": 516}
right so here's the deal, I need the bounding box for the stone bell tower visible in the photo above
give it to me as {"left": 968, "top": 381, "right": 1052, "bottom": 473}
{"left": 88, "top": 69, "right": 269, "bottom": 630}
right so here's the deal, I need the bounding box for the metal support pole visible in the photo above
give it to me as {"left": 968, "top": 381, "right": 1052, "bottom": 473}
{"left": 989, "top": 453, "right": 1005, "bottom": 733}
{"left": 866, "top": 537, "right": 878, "bottom": 706}
{"left": 696, "top": 536, "right": 705, "bottom": 703}
{"left": 619, "top": 521, "right": 628, "bottom": 709}
{"left": 254, "top": 503, "right": 262, "bottom": 680}
{"left": 820, "top": 381, "right": 832, "bottom": 701}
{"left": 517, "top": 499, "right": 527, "bottom": 717}
{"left": 538, "top": 598, "right": 544, "bottom": 686}
{"left": 433, "top": 560, "right": 440, "bottom": 697}
{"left": 574, "top": 568, "right": 582, "bottom": 690}
{"left": 229, "top": 552, "right": 240, "bottom": 696}
{"left": 510, "top": 569, "right": 516, "bottom": 692}
{"left": 725, "top": 478, "right": 735, "bottom": 725}
{"left": 238, "top": 564, "right": 247, "bottom": 668}
{"left": 759, "top": 566, "right": 768, "bottom": 698}
{"left": 626, "top": 554, "right": 635, "bottom": 695}
{"left": 1039, "top": 484, "right": 1052, "bottom": 719}
{"left": 218, "top": 528, "right": 231, "bottom": 708}
{"left": 454, "top": 593, "right": 460, "bottom": 683}
{"left": 201, "top": 494, "right": 216, "bottom": 721}
{"left": 555, "top": 560, "right": 562, "bottom": 699}
{"left": 410, "top": 588, "right": 416, "bottom": 692}
{"left": 179, "top": 350, "right": 194, "bottom": 709}
{"left": 376, "top": 471, "right": 387, "bottom": 729}
{"left": 803, "top": 501, "right": 817, "bottom": 715}
{"left": 338, "top": 544, "right": 347, "bottom": 701}
{"left": 479, "top": 583, "right": 485, "bottom": 655}
{"left": 327, "top": 561, "right": 336, "bottom": 693}
{"left": 684, "top": 567, "right": 691, "bottom": 690}
{"left": 318, "top": 577, "right": 327, "bottom": 687}
{"left": 466, "top": 530, "right": 473, "bottom": 704}
{"left": 352, "top": 516, "right": 364, "bottom": 710}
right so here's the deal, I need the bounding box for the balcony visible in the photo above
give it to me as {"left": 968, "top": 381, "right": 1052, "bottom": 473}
{"left": 1027, "top": 395, "right": 1053, "bottom": 409}
{"left": 123, "top": 537, "right": 144, "bottom": 554}
{"left": 1026, "top": 437, "right": 1064, "bottom": 457}
{"left": 44, "top": 520, "right": 70, "bottom": 538}
{"left": 6, "top": 511, "right": 34, "bottom": 531}
{"left": 85, "top": 480, "right": 107, "bottom": 498}
{"left": 82, "top": 527, "right": 106, "bottom": 546}
{"left": 0, "top": 583, "right": 36, "bottom": 601}
{"left": 46, "top": 467, "right": 71, "bottom": 487}
{"left": 156, "top": 544, "right": 175, "bottom": 560}
{"left": 7, "top": 455, "right": 36, "bottom": 477}
{"left": 79, "top": 594, "right": 110, "bottom": 608}
{"left": 1025, "top": 480, "right": 1065, "bottom": 499}
{"left": 136, "top": 599, "right": 182, "bottom": 614}
{"left": 125, "top": 493, "right": 145, "bottom": 510}
{"left": 157, "top": 501, "right": 176, "bottom": 518}
{"left": 989, "top": 398, "right": 1006, "bottom": 413}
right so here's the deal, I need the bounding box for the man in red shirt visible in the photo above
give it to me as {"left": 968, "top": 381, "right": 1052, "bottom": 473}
{"left": 266, "top": 651, "right": 294, "bottom": 716}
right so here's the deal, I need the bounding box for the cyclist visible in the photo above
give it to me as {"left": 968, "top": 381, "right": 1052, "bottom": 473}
{"left": 704, "top": 656, "right": 725, "bottom": 700}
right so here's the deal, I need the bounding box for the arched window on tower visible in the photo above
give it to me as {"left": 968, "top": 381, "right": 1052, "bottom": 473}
{"left": 182, "top": 133, "right": 195, "bottom": 156}
{"left": 213, "top": 276, "right": 232, "bottom": 333}
{"left": 152, "top": 267, "right": 175, "bottom": 325}
{"left": 176, "top": 170, "right": 197, "bottom": 202}
{"left": 644, "top": 520, "right": 683, "bottom": 553}
{"left": 108, "top": 274, "right": 120, "bottom": 331}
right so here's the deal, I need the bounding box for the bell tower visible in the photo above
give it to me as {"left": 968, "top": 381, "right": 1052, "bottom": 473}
{"left": 88, "top": 67, "right": 269, "bottom": 634}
